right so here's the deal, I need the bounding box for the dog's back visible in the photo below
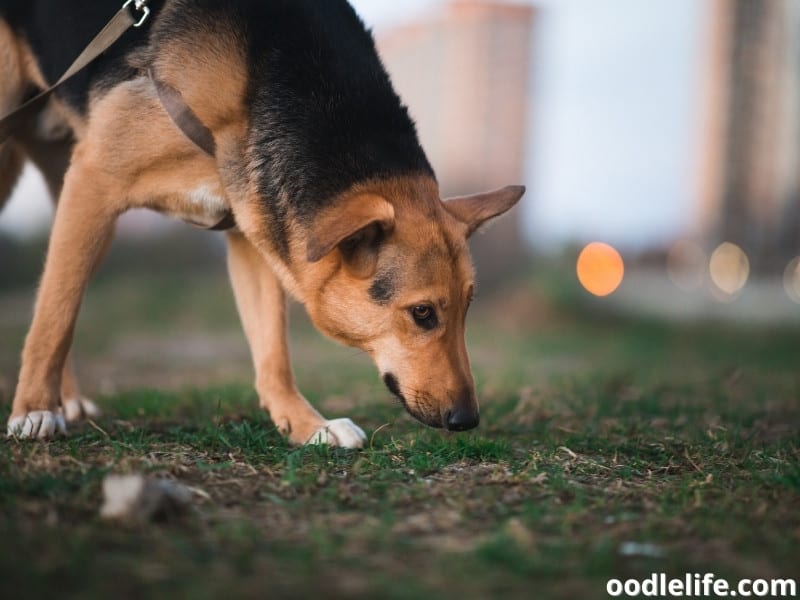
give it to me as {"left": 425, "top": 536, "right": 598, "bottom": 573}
{"left": 0, "top": 1, "right": 156, "bottom": 114}
{"left": 0, "top": 0, "right": 432, "bottom": 223}
{"left": 1, "top": 0, "right": 154, "bottom": 207}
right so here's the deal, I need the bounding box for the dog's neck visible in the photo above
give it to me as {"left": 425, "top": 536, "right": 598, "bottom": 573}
{"left": 240, "top": 3, "right": 434, "bottom": 261}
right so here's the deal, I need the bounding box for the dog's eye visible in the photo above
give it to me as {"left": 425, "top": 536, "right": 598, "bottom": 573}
{"left": 411, "top": 305, "right": 437, "bottom": 329}
{"left": 413, "top": 305, "right": 431, "bottom": 320}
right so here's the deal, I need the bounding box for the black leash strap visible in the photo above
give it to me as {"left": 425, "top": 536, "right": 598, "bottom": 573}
{"left": 0, "top": 0, "right": 236, "bottom": 231}
{"left": 0, "top": 0, "right": 150, "bottom": 145}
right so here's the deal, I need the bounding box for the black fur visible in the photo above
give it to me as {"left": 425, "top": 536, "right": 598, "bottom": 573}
{"left": 368, "top": 266, "right": 398, "bottom": 305}
{"left": 382, "top": 373, "right": 404, "bottom": 403}
{"left": 0, "top": 0, "right": 165, "bottom": 111}
{"left": 1, "top": 0, "right": 435, "bottom": 261}
{"left": 241, "top": 0, "right": 434, "bottom": 256}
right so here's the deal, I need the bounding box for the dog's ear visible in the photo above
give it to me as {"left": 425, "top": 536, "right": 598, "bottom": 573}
{"left": 444, "top": 185, "right": 525, "bottom": 237}
{"left": 307, "top": 194, "right": 395, "bottom": 277}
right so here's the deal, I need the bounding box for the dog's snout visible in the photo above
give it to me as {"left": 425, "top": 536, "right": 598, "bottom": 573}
{"left": 445, "top": 406, "right": 479, "bottom": 432}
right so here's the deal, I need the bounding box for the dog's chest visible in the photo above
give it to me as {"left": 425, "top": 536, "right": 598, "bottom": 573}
{"left": 165, "top": 183, "right": 233, "bottom": 230}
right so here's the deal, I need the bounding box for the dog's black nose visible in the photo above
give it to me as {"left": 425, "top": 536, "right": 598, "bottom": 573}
{"left": 445, "top": 407, "right": 480, "bottom": 431}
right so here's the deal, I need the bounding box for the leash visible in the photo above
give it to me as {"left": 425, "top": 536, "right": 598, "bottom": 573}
{"left": 0, "top": 0, "right": 150, "bottom": 145}
{"left": 0, "top": 0, "right": 236, "bottom": 231}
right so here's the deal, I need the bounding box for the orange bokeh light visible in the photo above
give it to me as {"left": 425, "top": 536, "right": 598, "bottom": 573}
{"left": 577, "top": 242, "right": 625, "bottom": 297}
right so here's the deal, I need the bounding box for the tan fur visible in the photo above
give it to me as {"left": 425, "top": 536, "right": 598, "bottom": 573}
{"left": 59, "top": 355, "right": 84, "bottom": 404}
{"left": 12, "top": 148, "right": 118, "bottom": 413}
{"left": 227, "top": 231, "right": 329, "bottom": 444}
{"left": 148, "top": 34, "right": 247, "bottom": 134}
{"left": 307, "top": 193, "right": 395, "bottom": 263}
{"left": 0, "top": 18, "right": 73, "bottom": 201}
{"left": 6, "top": 44, "right": 237, "bottom": 420}
{"left": 290, "top": 175, "right": 482, "bottom": 426}
{"left": 0, "top": 19, "right": 24, "bottom": 210}
{"left": 15, "top": 32, "right": 87, "bottom": 141}
{"left": 3, "top": 19, "right": 523, "bottom": 439}
{"left": 1, "top": 20, "right": 111, "bottom": 409}
{"left": 0, "top": 19, "right": 25, "bottom": 113}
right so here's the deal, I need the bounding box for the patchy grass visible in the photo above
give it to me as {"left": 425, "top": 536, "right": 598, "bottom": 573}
{"left": 0, "top": 258, "right": 798, "bottom": 599}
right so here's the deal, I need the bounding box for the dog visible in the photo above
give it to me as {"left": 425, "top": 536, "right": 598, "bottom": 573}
{"left": 0, "top": 0, "right": 524, "bottom": 447}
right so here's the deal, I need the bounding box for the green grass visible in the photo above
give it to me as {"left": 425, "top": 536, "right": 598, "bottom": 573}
{"left": 0, "top": 255, "right": 798, "bottom": 599}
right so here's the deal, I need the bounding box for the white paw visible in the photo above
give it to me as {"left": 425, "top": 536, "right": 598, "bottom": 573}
{"left": 7, "top": 411, "right": 67, "bottom": 439}
{"left": 306, "top": 418, "right": 367, "bottom": 449}
{"left": 63, "top": 397, "right": 101, "bottom": 422}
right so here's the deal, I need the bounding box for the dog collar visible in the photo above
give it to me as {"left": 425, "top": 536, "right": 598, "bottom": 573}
{"left": 149, "top": 70, "right": 236, "bottom": 231}
{"left": 149, "top": 70, "right": 217, "bottom": 158}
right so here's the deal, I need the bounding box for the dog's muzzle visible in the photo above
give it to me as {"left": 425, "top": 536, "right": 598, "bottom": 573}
{"left": 383, "top": 373, "right": 479, "bottom": 431}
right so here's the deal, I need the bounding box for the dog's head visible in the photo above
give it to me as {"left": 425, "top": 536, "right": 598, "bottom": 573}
{"left": 299, "top": 177, "right": 524, "bottom": 431}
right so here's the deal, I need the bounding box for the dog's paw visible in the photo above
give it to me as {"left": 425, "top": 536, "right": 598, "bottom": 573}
{"left": 7, "top": 411, "right": 67, "bottom": 439}
{"left": 63, "top": 397, "right": 101, "bottom": 422}
{"left": 306, "top": 418, "right": 367, "bottom": 449}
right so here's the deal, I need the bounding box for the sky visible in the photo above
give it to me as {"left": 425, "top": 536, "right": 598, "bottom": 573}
{"left": 1, "top": 1, "right": 705, "bottom": 251}
{"left": 348, "top": 0, "right": 445, "bottom": 28}
{"left": 355, "top": 0, "right": 705, "bottom": 251}
{"left": 527, "top": 0, "right": 703, "bottom": 250}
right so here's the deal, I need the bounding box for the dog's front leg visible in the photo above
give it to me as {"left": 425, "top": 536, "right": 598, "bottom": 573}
{"left": 226, "top": 232, "right": 366, "bottom": 448}
{"left": 59, "top": 355, "right": 102, "bottom": 422}
{"left": 7, "top": 154, "right": 118, "bottom": 438}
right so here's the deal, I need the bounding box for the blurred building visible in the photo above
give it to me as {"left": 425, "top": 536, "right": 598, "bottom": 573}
{"left": 695, "top": 0, "right": 800, "bottom": 272}
{"left": 377, "top": 1, "right": 535, "bottom": 279}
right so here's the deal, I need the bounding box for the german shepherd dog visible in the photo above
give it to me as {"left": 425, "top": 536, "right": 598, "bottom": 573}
{"left": 1, "top": 0, "right": 524, "bottom": 446}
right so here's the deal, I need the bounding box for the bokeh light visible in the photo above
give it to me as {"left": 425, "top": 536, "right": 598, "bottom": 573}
{"left": 667, "top": 240, "right": 707, "bottom": 291}
{"left": 708, "top": 242, "right": 749, "bottom": 300}
{"left": 576, "top": 242, "right": 625, "bottom": 297}
{"left": 784, "top": 257, "right": 800, "bottom": 304}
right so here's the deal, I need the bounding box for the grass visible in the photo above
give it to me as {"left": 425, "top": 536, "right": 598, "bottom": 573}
{"left": 0, "top": 242, "right": 798, "bottom": 599}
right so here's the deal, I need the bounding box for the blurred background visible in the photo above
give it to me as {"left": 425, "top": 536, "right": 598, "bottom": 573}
{"left": 2, "top": 0, "right": 799, "bottom": 323}
{"left": 3, "top": 3, "right": 798, "bottom": 590}
{"left": 1, "top": 0, "right": 799, "bottom": 397}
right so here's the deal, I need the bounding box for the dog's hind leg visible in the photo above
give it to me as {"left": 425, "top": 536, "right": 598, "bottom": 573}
{"left": 7, "top": 146, "right": 119, "bottom": 438}
{"left": 226, "top": 232, "right": 367, "bottom": 448}
{"left": 0, "top": 19, "right": 26, "bottom": 212}
{"left": 59, "top": 355, "right": 102, "bottom": 422}
{"left": 0, "top": 143, "right": 24, "bottom": 212}
{"left": 16, "top": 131, "right": 73, "bottom": 203}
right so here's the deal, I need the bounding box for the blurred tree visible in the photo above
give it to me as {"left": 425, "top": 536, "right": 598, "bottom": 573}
{"left": 377, "top": 1, "right": 536, "bottom": 286}
{"left": 698, "top": 0, "right": 800, "bottom": 273}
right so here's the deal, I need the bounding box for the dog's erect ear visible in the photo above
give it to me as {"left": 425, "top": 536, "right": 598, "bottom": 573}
{"left": 307, "top": 194, "right": 395, "bottom": 275}
{"left": 444, "top": 185, "right": 526, "bottom": 237}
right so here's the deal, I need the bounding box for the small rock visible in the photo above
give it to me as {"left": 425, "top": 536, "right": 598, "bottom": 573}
{"left": 505, "top": 517, "right": 536, "bottom": 550}
{"left": 100, "top": 474, "right": 193, "bottom": 523}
